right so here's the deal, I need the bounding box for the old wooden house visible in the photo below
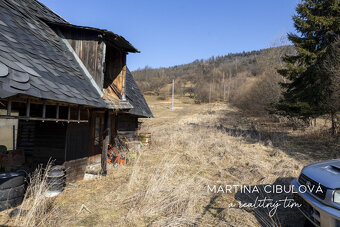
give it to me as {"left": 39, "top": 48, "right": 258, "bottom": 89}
{"left": 0, "top": 0, "right": 152, "bottom": 180}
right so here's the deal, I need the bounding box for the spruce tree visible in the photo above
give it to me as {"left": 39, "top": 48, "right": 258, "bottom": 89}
{"left": 275, "top": 0, "right": 340, "bottom": 120}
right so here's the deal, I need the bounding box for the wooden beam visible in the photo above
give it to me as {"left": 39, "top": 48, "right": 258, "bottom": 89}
{"left": 0, "top": 115, "right": 88, "bottom": 123}
{"left": 56, "top": 104, "right": 60, "bottom": 120}
{"left": 67, "top": 106, "right": 71, "bottom": 122}
{"left": 101, "top": 110, "right": 111, "bottom": 176}
{"left": 12, "top": 125, "right": 15, "bottom": 150}
{"left": 1, "top": 95, "right": 95, "bottom": 108}
{"left": 77, "top": 106, "right": 81, "bottom": 122}
{"left": 121, "top": 65, "right": 127, "bottom": 101}
{"left": 42, "top": 101, "right": 46, "bottom": 120}
{"left": 7, "top": 98, "right": 11, "bottom": 116}
{"left": 26, "top": 99, "right": 30, "bottom": 118}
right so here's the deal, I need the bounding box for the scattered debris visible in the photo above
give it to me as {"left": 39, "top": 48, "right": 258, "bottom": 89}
{"left": 8, "top": 208, "right": 27, "bottom": 218}
{"left": 139, "top": 133, "right": 151, "bottom": 146}
{"left": 84, "top": 164, "right": 101, "bottom": 180}
{"left": 107, "top": 145, "right": 125, "bottom": 166}
{"left": 77, "top": 204, "right": 92, "bottom": 215}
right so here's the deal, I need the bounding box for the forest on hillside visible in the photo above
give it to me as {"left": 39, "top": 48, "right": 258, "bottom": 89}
{"left": 133, "top": 45, "right": 296, "bottom": 115}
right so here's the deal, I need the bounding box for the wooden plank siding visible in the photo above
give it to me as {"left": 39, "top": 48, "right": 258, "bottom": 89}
{"left": 17, "top": 120, "right": 35, "bottom": 155}
{"left": 103, "top": 44, "right": 127, "bottom": 100}
{"left": 62, "top": 31, "right": 128, "bottom": 100}
{"left": 16, "top": 120, "right": 92, "bottom": 182}
{"left": 117, "top": 114, "right": 138, "bottom": 141}
{"left": 104, "top": 44, "right": 123, "bottom": 90}
{"left": 62, "top": 30, "right": 106, "bottom": 90}
{"left": 65, "top": 122, "right": 89, "bottom": 161}
{"left": 32, "top": 121, "right": 67, "bottom": 165}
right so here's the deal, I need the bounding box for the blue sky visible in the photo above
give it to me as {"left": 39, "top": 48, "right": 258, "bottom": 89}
{"left": 40, "top": 0, "right": 300, "bottom": 71}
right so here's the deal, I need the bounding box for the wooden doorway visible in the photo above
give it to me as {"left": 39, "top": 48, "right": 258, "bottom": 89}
{"left": 89, "top": 111, "right": 104, "bottom": 164}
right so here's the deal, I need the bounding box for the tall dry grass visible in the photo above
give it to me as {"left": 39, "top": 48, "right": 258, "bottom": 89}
{"left": 14, "top": 162, "right": 60, "bottom": 227}
{"left": 99, "top": 104, "right": 304, "bottom": 226}
{"left": 1, "top": 102, "right": 308, "bottom": 226}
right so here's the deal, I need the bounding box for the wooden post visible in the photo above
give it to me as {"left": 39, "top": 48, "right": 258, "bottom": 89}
{"left": 228, "top": 69, "right": 232, "bottom": 102}
{"left": 212, "top": 77, "right": 214, "bottom": 102}
{"left": 42, "top": 101, "right": 46, "bottom": 122}
{"left": 56, "top": 104, "right": 59, "bottom": 122}
{"left": 12, "top": 125, "right": 15, "bottom": 150}
{"left": 7, "top": 98, "right": 11, "bottom": 116}
{"left": 26, "top": 99, "right": 30, "bottom": 118}
{"left": 122, "top": 65, "right": 127, "bottom": 101}
{"left": 209, "top": 84, "right": 212, "bottom": 103}
{"left": 101, "top": 110, "right": 111, "bottom": 175}
{"left": 77, "top": 106, "right": 81, "bottom": 122}
{"left": 223, "top": 72, "right": 225, "bottom": 102}
{"left": 171, "top": 79, "right": 174, "bottom": 111}
{"left": 67, "top": 106, "right": 71, "bottom": 122}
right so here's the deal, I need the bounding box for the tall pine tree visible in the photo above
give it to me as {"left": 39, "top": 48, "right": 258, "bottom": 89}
{"left": 275, "top": 0, "right": 340, "bottom": 120}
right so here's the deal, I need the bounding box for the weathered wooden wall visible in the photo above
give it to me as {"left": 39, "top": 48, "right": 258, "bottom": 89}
{"left": 17, "top": 120, "right": 35, "bottom": 155}
{"left": 102, "top": 44, "right": 127, "bottom": 100}
{"left": 33, "top": 121, "right": 67, "bottom": 165}
{"left": 65, "top": 123, "right": 89, "bottom": 160}
{"left": 104, "top": 44, "right": 123, "bottom": 90}
{"left": 117, "top": 114, "right": 138, "bottom": 131}
{"left": 117, "top": 114, "right": 138, "bottom": 140}
{"left": 62, "top": 30, "right": 106, "bottom": 90}
{"left": 61, "top": 30, "right": 127, "bottom": 100}
{"left": 16, "top": 120, "right": 91, "bottom": 182}
{"left": 17, "top": 121, "right": 66, "bottom": 166}
{"left": 63, "top": 123, "right": 91, "bottom": 182}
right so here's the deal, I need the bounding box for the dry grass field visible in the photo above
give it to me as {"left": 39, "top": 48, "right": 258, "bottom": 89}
{"left": 0, "top": 96, "right": 339, "bottom": 226}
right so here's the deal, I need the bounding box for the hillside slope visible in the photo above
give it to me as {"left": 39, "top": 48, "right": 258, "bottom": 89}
{"left": 133, "top": 46, "right": 296, "bottom": 115}
{"left": 135, "top": 47, "right": 293, "bottom": 98}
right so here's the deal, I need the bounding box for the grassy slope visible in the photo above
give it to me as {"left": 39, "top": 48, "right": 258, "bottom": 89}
{"left": 1, "top": 97, "right": 338, "bottom": 226}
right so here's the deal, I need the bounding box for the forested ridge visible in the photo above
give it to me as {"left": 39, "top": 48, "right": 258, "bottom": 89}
{"left": 133, "top": 45, "right": 296, "bottom": 114}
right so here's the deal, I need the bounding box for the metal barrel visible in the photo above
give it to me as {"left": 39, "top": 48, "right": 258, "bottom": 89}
{"left": 139, "top": 133, "right": 151, "bottom": 146}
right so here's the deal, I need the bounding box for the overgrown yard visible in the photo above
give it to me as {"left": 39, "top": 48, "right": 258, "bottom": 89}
{"left": 1, "top": 96, "right": 339, "bottom": 226}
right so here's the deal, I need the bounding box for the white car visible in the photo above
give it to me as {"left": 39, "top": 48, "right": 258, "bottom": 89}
{"left": 292, "top": 159, "right": 340, "bottom": 226}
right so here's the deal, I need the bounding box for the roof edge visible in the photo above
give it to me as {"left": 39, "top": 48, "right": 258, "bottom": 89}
{"left": 47, "top": 22, "right": 140, "bottom": 53}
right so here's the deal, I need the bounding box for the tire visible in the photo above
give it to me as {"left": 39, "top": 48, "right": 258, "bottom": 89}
{"left": 47, "top": 176, "right": 66, "bottom": 185}
{"left": 48, "top": 183, "right": 65, "bottom": 192}
{"left": 0, "top": 184, "right": 25, "bottom": 201}
{"left": 0, "top": 173, "right": 25, "bottom": 190}
{"left": 47, "top": 170, "right": 65, "bottom": 177}
{"left": 50, "top": 165, "right": 65, "bottom": 171}
{"left": 0, "top": 196, "right": 24, "bottom": 211}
